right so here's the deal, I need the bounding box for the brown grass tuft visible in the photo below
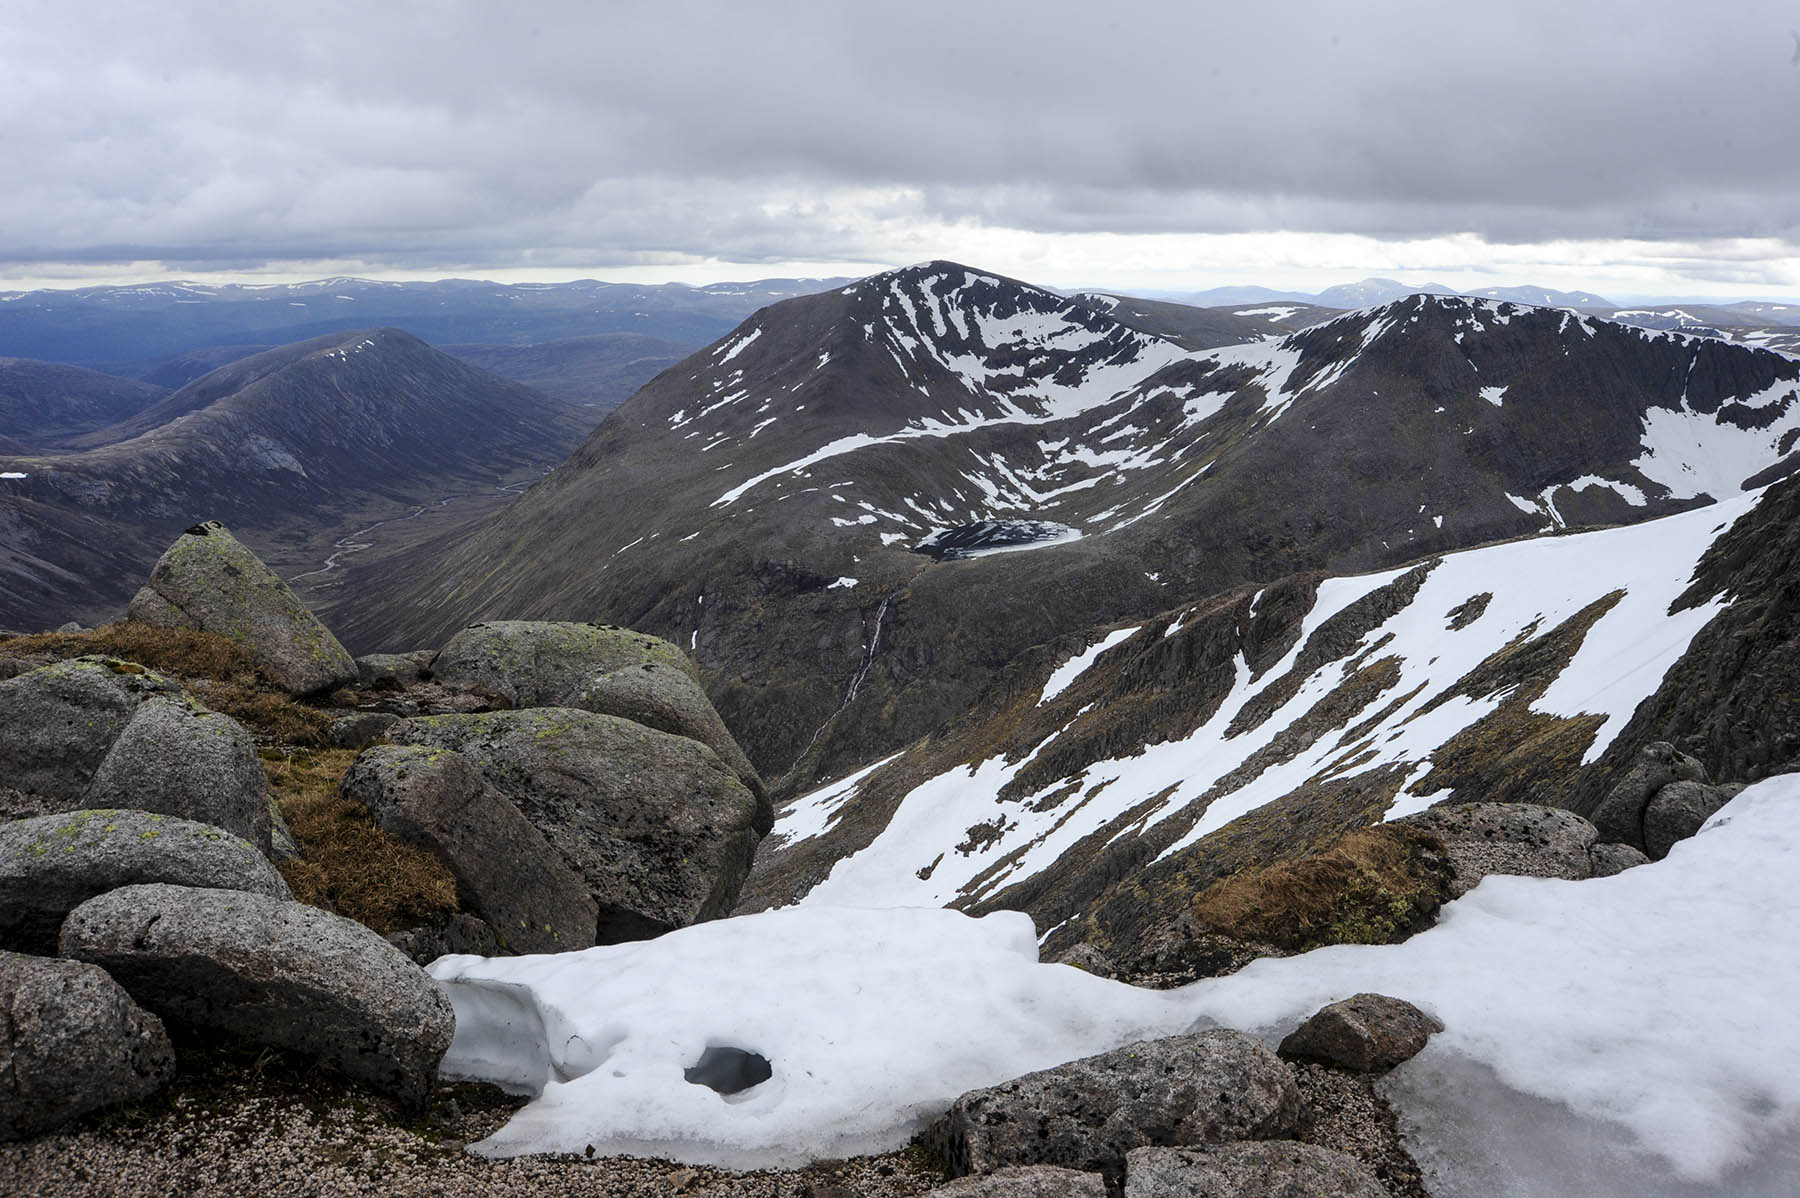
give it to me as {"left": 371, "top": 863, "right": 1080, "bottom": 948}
{"left": 1189, "top": 823, "right": 1452, "bottom": 952}
{"left": 265, "top": 749, "right": 459, "bottom": 933}
{"left": 1, "top": 621, "right": 258, "bottom": 682}
{"left": 190, "top": 680, "right": 334, "bottom": 746}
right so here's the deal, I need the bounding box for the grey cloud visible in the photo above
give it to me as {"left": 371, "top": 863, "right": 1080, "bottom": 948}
{"left": 3, "top": 1, "right": 1797, "bottom": 275}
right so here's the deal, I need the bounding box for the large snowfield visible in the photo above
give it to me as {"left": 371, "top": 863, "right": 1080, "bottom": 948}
{"left": 431, "top": 775, "right": 1800, "bottom": 1196}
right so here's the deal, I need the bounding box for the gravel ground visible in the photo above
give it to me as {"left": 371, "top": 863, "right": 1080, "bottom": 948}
{"left": 1, "top": 1050, "right": 1426, "bottom": 1197}
{"left": 0, "top": 1065, "right": 947, "bottom": 1198}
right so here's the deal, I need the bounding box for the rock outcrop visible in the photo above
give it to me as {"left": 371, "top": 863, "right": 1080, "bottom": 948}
{"left": 1398, "top": 802, "right": 1601, "bottom": 895}
{"left": 0, "top": 810, "right": 290, "bottom": 954}
{"left": 0, "top": 952, "right": 176, "bottom": 1140}
{"left": 1123, "top": 1142, "right": 1389, "bottom": 1197}
{"left": 342, "top": 745, "right": 599, "bottom": 954}
{"left": 1277, "top": 993, "right": 1442, "bottom": 1073}
{"left": 129, "top": 521, "right": 358, "bottom": 696}
{"left": 1587, "top": 741, "right": 1710, "bottom": 853}
{"left": 388, "top": 709, "right": 761, "bottom": 943}
{"left": 60, "top": 883, "right": 454, "bottom": 1108}
{"left": 925, "top": 1030, "right": 1301, "bottom": 1183}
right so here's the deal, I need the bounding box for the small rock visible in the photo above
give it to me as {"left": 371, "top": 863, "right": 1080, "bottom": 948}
{"left": 1124, "top": 1141, "right": 1388, "bottom": 1198}
{"left": 1278, "top": 993, "right": 1442, "bottom": 1073}
{"left": 356, "top": 650, "right": 437, "bottom": 690}
{"left": 60, "top": 882, "right": 454, "bottom": 1108}
{"left": 329, "top": 711, "right": 401, "bottom": 750}
{"left": 0, "top": 809, "right": 291, "bottom": 954}
{"left": 1053, "top": 943, "right": 1117, "bottom": 978}
{"left": 925, "top": 1029, "right": 1301, "bottom": 1182}
{"left": 929, "top": 1165, "right": 1106, "bottom": 1196}
{"left": 0, "top": 952, "right": 176, "bottom": 1140}
{"left": 128, "top": 520, "right": 359, "bottom": 696}
{"left": 84, "top": 695, "right": 271, "bottom": 851}
{"left": 385, "top": 913, "right": 503, "bottom": 966}
{"left": 1642, "top": 780, "right": 1741, "bottom": 860}
{"left": 1588, "top": 841, "right": 1651, "bottom": 877}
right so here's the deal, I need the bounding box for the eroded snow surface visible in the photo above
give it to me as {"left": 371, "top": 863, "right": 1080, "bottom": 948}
{"left": 431, "top": 778, "right": 1800, "bottom": 1195}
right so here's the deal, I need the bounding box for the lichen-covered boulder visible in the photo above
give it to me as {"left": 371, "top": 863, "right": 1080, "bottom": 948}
{"left": 1277, "top": 993, "right": 1442, "bottom": 1073}
{"left": 389, "top": 709, "right": 760, "bottom": 943}
{"left": 570, "top": 659, "right": 767, "bottom": 819}
{"left": 343, "top": 745, "right": 599, "bottom": 954}
{"left": 1124, "top": 1142, "right": 1388, "bottom": 1198}
{"left": 0, "top": 809, "right": 290, "bottom": 954}
{"left": 128, "top": 520, "right": 357, "bottom": 696}
{"left": 84, "top": 695, "right": 271, "bottom": 850}
{"left": 929, "top": 1165, "right": 1107, "bottom": 1196}
{"left": 60, "top": 883, "right": 453, "bottom": 1108}
{"left": 1643, "top": 780, "right": 1743, "bottom": 860}
{"left": 1398, "top": 802, "right": 1597, "bottom": 896}
{"left": 0, "top": 952, "right": 175, "bottom": 1140}
{"left": 0, "top": 656, "right": 184, "bottom": 801}
{"left": 431, "top": 620, "right": 697, "bottom": 707}
{"left": 925, "top": 1030, "right": 1301, "bottom": 1183}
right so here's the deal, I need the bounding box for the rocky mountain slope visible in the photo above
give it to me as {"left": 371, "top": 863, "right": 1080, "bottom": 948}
{"left": 333, "top": 262, "right": 1800, "bottom": 796}
{"left": 0, "top": 358, "right": 167, "bottom": 449}
{"left": 0, "top": 329, "right": 588, "bottom": 628}
{"left": 744, "top": 474, "right": 1799, "bottom": 960}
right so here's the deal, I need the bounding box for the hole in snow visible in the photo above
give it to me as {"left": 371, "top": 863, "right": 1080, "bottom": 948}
{"left": 684, "top": 1045, "right": 773, "bottom": 1096}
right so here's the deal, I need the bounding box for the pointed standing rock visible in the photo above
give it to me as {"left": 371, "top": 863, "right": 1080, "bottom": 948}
{"left": 129, "top": 520, "right": 358, "bottom": 696}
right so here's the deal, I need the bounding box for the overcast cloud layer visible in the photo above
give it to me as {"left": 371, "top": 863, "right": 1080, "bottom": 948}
{"left": 4, "top": 1, "right": 1798, "bottom": 294}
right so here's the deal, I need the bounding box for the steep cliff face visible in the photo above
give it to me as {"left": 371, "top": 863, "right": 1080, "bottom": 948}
{"left": 1572, "top": 470, "right": 1800, "bottom": 805}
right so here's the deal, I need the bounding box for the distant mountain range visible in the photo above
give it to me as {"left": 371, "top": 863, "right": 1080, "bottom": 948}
{"left": 0, "top": 328, "right": 590, "bottom": 627}
{"left": 0, "top": 276, "right": 852, "bottom": 370}
{"left": 1153, "top": 278, "right": 1618, "bottom": 310}
{"left": 327, "top": 262, "right": 1800, "bottom": 800}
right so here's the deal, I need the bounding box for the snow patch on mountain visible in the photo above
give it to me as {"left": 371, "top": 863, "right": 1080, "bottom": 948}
{"left": 1040, "top": 626, "right": 1141, "bottom": 705}
{"left": 1634, "top": 386, "right": 1800, "bottom": 500}
{"left": 781, "top": 490, "right": 1759, "bottom": 909}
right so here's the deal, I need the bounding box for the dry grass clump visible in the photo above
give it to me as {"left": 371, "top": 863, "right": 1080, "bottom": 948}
{"left": 1, "top": 621, "right": 258, "bottom": 681}
{"left": 0, "top": 621, "right": 336, "bottom": 745}
{"left": 191, "top": 680, "right": 335, "bottom": 746}
{"left": 1190, "top": 824, "right": 1452, "bottom": 952}
{"left": 265, "top": 749, "right": 459, "bottom": 933}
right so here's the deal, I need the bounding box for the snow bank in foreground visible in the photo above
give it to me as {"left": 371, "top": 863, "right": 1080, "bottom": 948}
{"left": 1184, "top": 773, "right": 1800, "bottom": 1194}
{"left": 430, "top": 907, "right": 1188, "bottom": 1166}
{"left": 432, "top": 777, "right": 1800, "bottom": 1190}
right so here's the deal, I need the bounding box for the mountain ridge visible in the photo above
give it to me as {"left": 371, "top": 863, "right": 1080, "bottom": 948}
{"left": 329, "top": 261, "right": 1800, "bottom": 797}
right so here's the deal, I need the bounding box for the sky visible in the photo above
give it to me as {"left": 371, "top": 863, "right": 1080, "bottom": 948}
{"left": 3, "top": 1, "right": 1798, "bottom": 300}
